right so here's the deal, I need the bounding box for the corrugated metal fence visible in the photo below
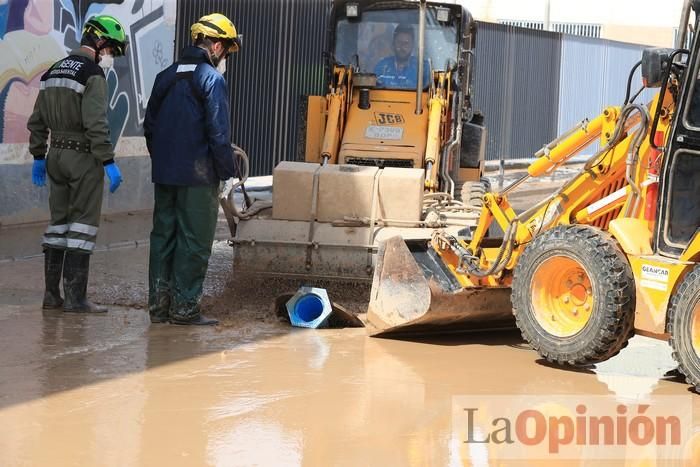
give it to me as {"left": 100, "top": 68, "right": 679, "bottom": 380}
{"left": 472, "top": 22, "right": 562, "bottom": 163}
{"left": 473, "top": 22, "right": 653, "bottom": 161}
{"left": 176, "top": 0, "right": 331, "bottom": 176}
{"left": 174, "top": 3, "right": 654, "bottom": 173}
{"left": 557, "top": 35, "right": 655, "bottom": 136}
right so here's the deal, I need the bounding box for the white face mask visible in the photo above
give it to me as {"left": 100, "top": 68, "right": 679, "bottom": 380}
{"left": 99, "top": 53, "right": 114, "bottom": 71}
{"left": 216, "top": 57, "right": 227, "bottom": 75}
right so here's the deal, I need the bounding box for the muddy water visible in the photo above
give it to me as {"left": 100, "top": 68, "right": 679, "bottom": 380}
{"left": 2, "top": 244, "right": 700, "bottom": 465}
{"left": 0, "top": 302, "right": 698, "bottom": 466}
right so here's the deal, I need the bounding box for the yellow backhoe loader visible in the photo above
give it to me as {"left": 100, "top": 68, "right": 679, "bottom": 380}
{"left": 220, "top": 0, "right": 488, "bottom": 281}
{"left": 367, "top": 0, "right": 700, "bottom": 391}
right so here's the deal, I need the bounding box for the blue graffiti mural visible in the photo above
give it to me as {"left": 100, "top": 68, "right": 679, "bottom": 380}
{"left": 0, "top": 0, "right": 175, "bottom": 143}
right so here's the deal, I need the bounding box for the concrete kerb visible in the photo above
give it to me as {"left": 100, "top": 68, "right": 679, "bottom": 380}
{"left": 0, "top": 239, "right": 151, "bottom": 263}
{"left": 2, "top": 157, "right": 580, "bottom": 263}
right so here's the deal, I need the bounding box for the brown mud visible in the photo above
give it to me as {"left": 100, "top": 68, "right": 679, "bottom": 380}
{"left": 3, "top": 167, "right": 700, "bottom": 465}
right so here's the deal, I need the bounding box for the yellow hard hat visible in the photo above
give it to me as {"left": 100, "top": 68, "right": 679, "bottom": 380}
{"left": 191, "top": 13, "right": 240, "bottom": 53}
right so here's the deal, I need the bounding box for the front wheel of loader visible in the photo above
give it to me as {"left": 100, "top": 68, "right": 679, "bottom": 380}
{"left": 668, "top": 265, "right": 700, "bottom": 392}
{"left": 512, "top": 225, "right": 635, "bottom": 366}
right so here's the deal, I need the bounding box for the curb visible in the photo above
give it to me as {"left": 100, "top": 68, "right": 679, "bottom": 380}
{"left": 1, "top": 234, "right": 232, "bottom": 263}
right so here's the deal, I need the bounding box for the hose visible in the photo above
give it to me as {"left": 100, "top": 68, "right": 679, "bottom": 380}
{"left": 623, "top": 61, "right": 642, "bottom": 105}
{"left": 621, "top": 103, "right": 651, "bottom": 217}
{"left": 628, "top": 85, "right": 645, "bottom": 104}
{"left": 453, "top": 219, "right": 517, "bottom": 278}
{"left": 440, "top": 84, "right": 462, "bottom": 197}
{"left": 649, "top": 48, "right": 689, "bottom": 150}
{"left": 220, "top": 145, "right": 272, "bottom": 222}
{"left": 423, "top": 192, "right": 482, "bottom": 213}
{"left": 576, "top": 103, "right": 649, "bottom": 217}
{"left": 231, "top": 144, "right": 250, "bottom": 207}
{"left": 583, "top": 104, "right": 641, "bottom": 172}
{"left": 235, "top": 185, "right": 272, "bottom": 193}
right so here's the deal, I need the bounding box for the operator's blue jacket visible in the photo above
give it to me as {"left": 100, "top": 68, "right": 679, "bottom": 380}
{"left": 144, "top": 46, "right": 235, "bottom": 186}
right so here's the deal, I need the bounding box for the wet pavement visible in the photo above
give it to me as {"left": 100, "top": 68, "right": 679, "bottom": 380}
{"left": 1, "top": 244, "right": 700, "bottom": 466}
{"left": 0, "top": 209, "right": 233, "bottom": 262}
{"left": 2, "top": 168, "right": 700, "bottom": 466}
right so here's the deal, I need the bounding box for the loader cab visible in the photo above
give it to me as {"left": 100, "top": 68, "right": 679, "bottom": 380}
{"left": 655, "top": 5, "right": 700, "bottom": 258}
{"left": 329, "top": 1, "right": 474, "bottom": 98}
{"left": 332, "top": 2, "right": 462, "bottom": 91}
{"left": 323, "top": 0, "right": 485, "bottom": 181}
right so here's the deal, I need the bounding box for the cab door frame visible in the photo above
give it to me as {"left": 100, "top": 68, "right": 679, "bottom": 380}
{"left": 655, "top": 16, "right": 700, "bottom": 258}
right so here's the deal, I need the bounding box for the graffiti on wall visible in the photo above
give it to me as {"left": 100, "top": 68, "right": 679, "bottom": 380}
{"left": 0, "top": 0, "right": 176, "bottom": 145}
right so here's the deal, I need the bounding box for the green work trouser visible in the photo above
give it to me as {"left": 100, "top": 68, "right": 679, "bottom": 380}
{"left": 43, "top": 149, "right": 104, "bottom": 253}
{"left": 148, "top": 183, "right": 219, "bottom": 321}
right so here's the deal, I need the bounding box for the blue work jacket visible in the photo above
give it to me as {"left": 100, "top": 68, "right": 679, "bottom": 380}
{"left": 374, "top": 56, "right": 430, "bottom": 90}
{"left": 144, "top": 46, "right": 235, "bottom": 186}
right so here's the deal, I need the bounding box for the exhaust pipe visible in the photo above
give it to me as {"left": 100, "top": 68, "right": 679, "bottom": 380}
{"left": 415, "top": 0, "right": 426, "bottom": 115}
{"left": 676, "top": 0, "right": 693, "bottom": 49}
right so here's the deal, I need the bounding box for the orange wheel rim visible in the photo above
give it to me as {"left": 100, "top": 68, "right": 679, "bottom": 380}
{"left": 691, "top": 301, "right": 700, "bottom": 358}
{"left": 531, "top": 255, "right": 593, "bottom": 338}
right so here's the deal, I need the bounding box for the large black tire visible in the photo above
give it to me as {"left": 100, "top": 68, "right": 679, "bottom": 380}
{"left": 668, "top": 265, "right": 700, "bottom": 391}
{"left": 458, "top": 177, "right": 491, "bottom": 208}
{"left": 295, "top": 95, "right": 309, "bottom": 162}
{"left": 512, "top": 225, "right": 635, "bottom": 366}
{"left": 456, "top": 178, "right": 493, "bottom": 239}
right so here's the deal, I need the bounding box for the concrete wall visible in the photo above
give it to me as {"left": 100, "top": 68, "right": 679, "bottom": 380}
{"left": 0, "top": 0, "right": 176, "bottom": 226}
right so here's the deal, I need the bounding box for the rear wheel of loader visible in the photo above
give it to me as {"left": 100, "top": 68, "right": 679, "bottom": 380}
{"left": 512, "top": 225, "right": 635, "bottom": 366}
{"left": 295, "top": 95, "right": 308, "bottom": 162}
{"left": 457, "top": 178, "right": 495, "bottom": 239}
{"left": 668, "top": 265, "right": 700, "bottom": 391}
{"left": 458, "top": 178, "right": 491, "bottom": 208}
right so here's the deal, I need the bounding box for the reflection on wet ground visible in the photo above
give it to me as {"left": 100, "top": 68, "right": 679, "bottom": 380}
{"left": 0, "top": 237, "right": 698, "bottom": 465}
{"left": 0, "top": 300, "right": 698, "bottom": 465}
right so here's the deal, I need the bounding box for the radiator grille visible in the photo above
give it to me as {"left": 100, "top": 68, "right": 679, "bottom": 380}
{"left": 345, "top": 157, "right": 414, "bottom": 168}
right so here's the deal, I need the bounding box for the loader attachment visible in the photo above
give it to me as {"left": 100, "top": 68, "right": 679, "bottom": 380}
{"left": 366, "top": 236, "right": 515, "bottom": 337}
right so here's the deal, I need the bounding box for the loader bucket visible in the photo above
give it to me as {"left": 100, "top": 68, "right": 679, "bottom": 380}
{"left": 366, "top": 236, "right": 515, "bottom": 337}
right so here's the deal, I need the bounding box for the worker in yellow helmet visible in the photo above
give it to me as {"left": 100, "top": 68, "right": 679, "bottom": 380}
{"left": 190, "top": 13, "right": 241, "bottom": 70}
{"left": 144, "top": 13, "right": 241, "bottom": 325}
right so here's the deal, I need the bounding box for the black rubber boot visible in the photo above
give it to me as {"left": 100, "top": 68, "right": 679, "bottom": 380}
{"left": 42, "top": 248, "right": 65, "bottom": 310}
{"left": 150, "top": 315, "right": 170, "bottom": 324}
{"left": 170, "top": 315, "right": 219, "bottom": 326}
{"left": 63, "top": 251, "right": 107, "bottom": 313}
{"left": 149, "top": 288, "right": 171, "bottom": 323}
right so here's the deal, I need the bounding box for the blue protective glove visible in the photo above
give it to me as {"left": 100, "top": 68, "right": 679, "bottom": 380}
{"left": 104, "top": 162, "right": 123, "bottom": 193}
{"left": 32, "top": 159, "right": 46, "bottom": 187}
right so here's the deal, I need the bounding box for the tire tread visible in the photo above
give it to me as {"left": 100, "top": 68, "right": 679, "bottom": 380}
{"left": 668, "top": 266, "right": 700, "bottom": 391}
{"left": 512, "top": 225, "right": 635, "bottom": 366}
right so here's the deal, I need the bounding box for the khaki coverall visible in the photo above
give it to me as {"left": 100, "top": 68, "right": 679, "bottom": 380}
{"left": 27, "top": 48, "right": 114, "bottom": 252}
